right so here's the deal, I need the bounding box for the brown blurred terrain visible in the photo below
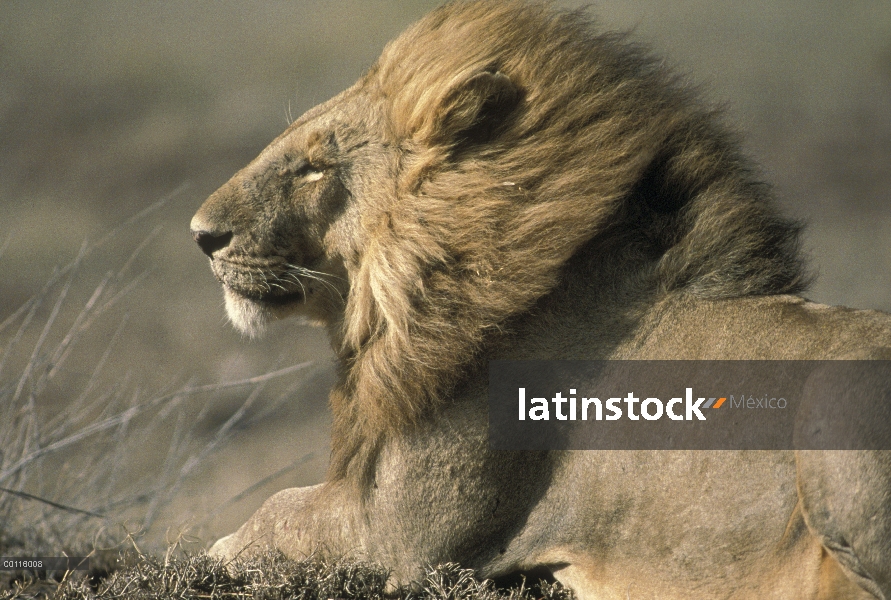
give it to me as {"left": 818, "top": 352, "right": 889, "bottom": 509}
{"left": 1, "top": 1, "right": 890, "bottom": 549}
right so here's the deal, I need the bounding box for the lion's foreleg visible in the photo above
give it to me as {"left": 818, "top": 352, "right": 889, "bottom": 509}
{"left": 209, "top": 483, "right": 368, "bottom": 563}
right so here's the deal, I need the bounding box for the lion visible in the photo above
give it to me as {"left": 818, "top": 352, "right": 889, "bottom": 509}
{"left": 190, "top": 2, "right": 891, "bottom": 598}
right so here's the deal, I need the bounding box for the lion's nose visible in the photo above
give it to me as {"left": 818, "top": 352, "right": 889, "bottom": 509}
{"left": 191, "top": 228, "right": 233, "bottom": 258}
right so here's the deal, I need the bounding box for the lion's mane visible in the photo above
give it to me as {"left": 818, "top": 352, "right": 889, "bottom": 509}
{"left": 327, "top": 0, "right": 808, "bottom": 482}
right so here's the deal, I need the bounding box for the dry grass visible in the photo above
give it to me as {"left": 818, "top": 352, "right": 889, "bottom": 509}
{"left": 0, "top": 206, "right": 318, "bottom": 596}
{"left": 3, "top": 551, "right": 572, "bottom": 600}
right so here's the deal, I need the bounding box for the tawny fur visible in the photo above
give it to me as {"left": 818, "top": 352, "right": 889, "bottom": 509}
{"left": 192, "top": 2, "right": 891, "bottom": 598}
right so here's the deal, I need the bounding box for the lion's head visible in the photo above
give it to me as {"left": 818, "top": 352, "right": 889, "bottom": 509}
{"left": 191, "top": 0, "right": 806, "bottom": 481}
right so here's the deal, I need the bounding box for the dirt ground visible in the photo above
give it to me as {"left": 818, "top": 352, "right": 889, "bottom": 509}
{"left": 1, "top": 1, "right": 890, "bottom": 549}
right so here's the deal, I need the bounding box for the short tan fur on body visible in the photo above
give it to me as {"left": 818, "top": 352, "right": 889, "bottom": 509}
{"left": 191, "top": 2, "right": 891, "bottom": 598}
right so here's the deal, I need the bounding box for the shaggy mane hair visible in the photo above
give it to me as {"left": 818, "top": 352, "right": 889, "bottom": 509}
{"left": 327, "top": 0, "right": 807, "bottom": 483}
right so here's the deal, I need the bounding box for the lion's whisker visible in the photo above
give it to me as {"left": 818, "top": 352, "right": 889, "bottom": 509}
{"left": 275, "top": 271, "right": 308, "bottom": 303}
{"left": 285, "top": 263, "right": 346, "bottom": 283}
{"left": 283, "top": 264, "right": 345, "bottom": 300}
{"left": 283, "top": 270, "right": 342, "bottom": 303}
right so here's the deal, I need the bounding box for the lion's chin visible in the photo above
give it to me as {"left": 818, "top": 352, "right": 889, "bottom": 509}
{"left": 223, "top": 288, "right": 271, "bottom": 337}
{"left": 223, "top": 287, "right": 302, "bottom": 338}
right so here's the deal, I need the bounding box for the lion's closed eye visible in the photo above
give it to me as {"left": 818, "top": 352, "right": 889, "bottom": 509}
{"left": 278, "top": 160, "right": 325, "bottom": 182}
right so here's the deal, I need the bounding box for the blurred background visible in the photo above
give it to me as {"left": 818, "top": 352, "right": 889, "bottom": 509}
{"left": 1, "top": 1, "right": 890, "bottom": 550}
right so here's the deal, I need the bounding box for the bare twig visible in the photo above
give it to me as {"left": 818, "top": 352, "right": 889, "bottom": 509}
{"left": 0, "top": 486, "right": 106, "bottom": 519}
{"left": 0, "top": 183, "right": 184, "bottom": 338}
{"left": 0, "top": 362, "right": 313, "bottom": 485}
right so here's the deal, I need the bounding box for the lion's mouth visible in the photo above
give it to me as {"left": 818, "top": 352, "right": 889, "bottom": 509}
{"left": 235, "top": 288, "right": 304, "bottom": 306}
{"left": 212, "top": 258, "right": 307, "bottom": 306}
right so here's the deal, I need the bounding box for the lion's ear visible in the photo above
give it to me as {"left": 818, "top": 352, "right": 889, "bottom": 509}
{"left": 428, "top": 69, "right": 518, "bottom": 147}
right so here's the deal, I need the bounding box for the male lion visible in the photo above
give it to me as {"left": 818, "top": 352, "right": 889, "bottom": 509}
{"left": 191, "top": 2, "right": 891, "bottom": 598}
